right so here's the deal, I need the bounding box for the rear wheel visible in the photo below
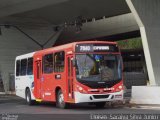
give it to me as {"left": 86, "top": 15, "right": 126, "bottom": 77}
{"left": 26, "top": 89, "right": 34, "bottom": 105}
{"left": 94, "top": 102, "right": 106, "bottom": 108}
{"left": 56, "top": 90, "right": 69, "bottom": 109}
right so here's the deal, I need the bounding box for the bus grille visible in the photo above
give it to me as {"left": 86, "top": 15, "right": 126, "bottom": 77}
{"left": 93, "top": 95, "right": 109, "bottom": 99}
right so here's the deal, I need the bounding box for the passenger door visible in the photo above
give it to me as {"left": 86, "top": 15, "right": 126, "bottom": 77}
{"left": 41, "top": 53, "right": 54, "bottom": 101}
{"left": 67, "top": 55, "right": 74, "bottom": 101}
{"left": 35, "top": 60, "right": 42, "bottom": 99}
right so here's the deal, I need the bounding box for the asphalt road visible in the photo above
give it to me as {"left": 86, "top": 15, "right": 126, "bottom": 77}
{"left": 0, "top": 95, "right": 160, "bottom": 120}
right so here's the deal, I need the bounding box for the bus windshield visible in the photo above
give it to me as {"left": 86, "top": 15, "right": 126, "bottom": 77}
{"left": 76, "top": 54, "right": 122, "bottom": 82}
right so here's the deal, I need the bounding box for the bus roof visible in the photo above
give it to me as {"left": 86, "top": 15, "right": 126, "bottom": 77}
{"left": 35, "top": 40, "right": 117, "bottom": 54}
{"left": 53, "top": 41, "right": 117, "bottom": 48}
{"left": 16, "top": 41, "right": 117, "bottom": 57}
{"left": 16, "top": 52, "right": 35, "bottom": 60}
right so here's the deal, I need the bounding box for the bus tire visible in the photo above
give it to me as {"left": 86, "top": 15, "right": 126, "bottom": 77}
{"left": 56, "top": 90, "right": 69, "bottom": 109}
{"left": 94, "top": 102, "right": 106, "bottom": 108}
{"left": 26, "top": 89, "right": 34, "bottom": 105}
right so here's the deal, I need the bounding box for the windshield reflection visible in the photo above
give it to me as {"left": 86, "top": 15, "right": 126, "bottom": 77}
{"left": 76, "top": 54, "right": 122, "bottom": 82}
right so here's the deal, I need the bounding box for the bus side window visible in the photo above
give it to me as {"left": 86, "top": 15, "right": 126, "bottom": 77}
{"left": 16, "top": 60, "right": 20, "bottom": 76}
{"left": 43, "top": 54, "right": 53, "bottom": 74}
{"left": 54, "top": 51, "right": 65, "bottom": 72}
{"left": 27, "top": 58, "right": 33, "bottom": 75}
{"left": 20, "top": 59, "right": 27, "bottom": 76}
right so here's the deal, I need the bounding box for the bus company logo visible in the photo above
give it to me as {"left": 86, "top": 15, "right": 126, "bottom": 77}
{"left": 98, "top": 81, "right": 105, "bottom": 84}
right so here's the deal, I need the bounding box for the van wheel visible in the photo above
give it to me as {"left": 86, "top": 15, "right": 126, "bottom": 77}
{"left": 56, "top": 90, "right": 69, "bottom": 109}
{"left": 94, "top": 102, "right": 106, "bottom": 108}
{"left": 26, "top": 89, "right": 34, "bottom": 105}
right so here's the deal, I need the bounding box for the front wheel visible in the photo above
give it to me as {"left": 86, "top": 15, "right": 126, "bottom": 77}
{"left": 56, "top": 90, "right": 69, "bottom": 109}
{"left": 94, "top": 102, "right": 106, "bottom": 108}
{"left": 26, "top": 89, "right": 34, "bottom": 105}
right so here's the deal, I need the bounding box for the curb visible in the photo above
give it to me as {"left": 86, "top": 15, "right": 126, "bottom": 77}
{"left": 125, "top": 103, "right": 160, "bottom": 110}
{"left": 0, "top": 92, "right": 5, "bottom": 95}
{"left": 0, "top": 92, "right": 16, "bottom": 95}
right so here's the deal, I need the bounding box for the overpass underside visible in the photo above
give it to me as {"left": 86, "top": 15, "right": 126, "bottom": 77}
{"left": 55, "top": 13, "right": 139, "bottom": 46}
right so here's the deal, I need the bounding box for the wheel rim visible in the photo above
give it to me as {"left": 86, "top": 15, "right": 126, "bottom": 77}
{"left": 26, "top": 93, "right": 30, "bottom": 103}
{"left": 59, "top": 92, "right": 64, "bottom": 106}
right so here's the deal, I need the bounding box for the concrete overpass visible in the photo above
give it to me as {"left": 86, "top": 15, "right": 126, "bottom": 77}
{"left": 0, "top": 0, "right": 160, "bottom": 104}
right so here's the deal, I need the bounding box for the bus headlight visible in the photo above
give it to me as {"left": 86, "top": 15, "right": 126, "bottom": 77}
{"left": 76, "top": 85, "right": 87, "bottom": 93}
{"left": 78, "top": 87, "right": 83, "bottom": 91}
{"left": 119, "top": 85, "right": 123, "bottom": 89}
{"left": 116, "top": 85, "right": 123, "bottom": 92}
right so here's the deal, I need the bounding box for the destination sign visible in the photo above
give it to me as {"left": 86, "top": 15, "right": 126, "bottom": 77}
{"left": 75, "top": 44, "right": 119, "bottom": 53}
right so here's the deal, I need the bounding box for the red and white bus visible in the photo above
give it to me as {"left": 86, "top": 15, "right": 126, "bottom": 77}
{"left": 15, "top": 41, "right": 123, "bottom": 108}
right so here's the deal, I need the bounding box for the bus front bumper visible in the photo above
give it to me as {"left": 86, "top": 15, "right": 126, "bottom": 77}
{"left": 74, "top": 91, "right": 123, "bottom": 103}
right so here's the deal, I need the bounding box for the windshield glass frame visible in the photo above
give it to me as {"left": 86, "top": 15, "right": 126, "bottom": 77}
{"left": 75, "top": 53, "right": 122, "bottom": 82}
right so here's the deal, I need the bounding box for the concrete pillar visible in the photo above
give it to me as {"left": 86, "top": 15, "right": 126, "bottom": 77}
{"left": 126, "top": 0, "right": 160, "bottom": 104}
{"left": 1, "top": 70, "right": 9, "bottom": 92}
{"left": 126, "top": 0, "right": 160, "bottom": 85}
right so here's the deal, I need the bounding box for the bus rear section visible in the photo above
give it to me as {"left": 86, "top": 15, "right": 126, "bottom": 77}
{"left": 15, "top": 52, "right": 35, "bottom": 105}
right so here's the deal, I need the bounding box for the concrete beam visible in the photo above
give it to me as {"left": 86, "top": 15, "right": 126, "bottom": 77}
{"left": 0, "top": 0, "right": 68, "bottom": 18}
{"left": 55, "top": 13, "right": 139, "bottom": 45}
{"left": 0, "top": 16, "right": 52, "bottom": 28}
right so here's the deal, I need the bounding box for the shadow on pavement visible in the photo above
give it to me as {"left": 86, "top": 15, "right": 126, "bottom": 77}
{"left": 0, "top": 94, "right": 125, "bottom": 110}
